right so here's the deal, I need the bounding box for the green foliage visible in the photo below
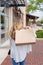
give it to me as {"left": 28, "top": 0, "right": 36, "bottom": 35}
{"left": 39, "top": 19, "right": 43, "bottom": 24}
{"left": 27, "top": 5, "right": 39, "bottom": 12}
{"left": 36, "top": 30, "right": 43, "bottom": 38}
{"left": 27, "top": 0, "right": 43, "bottom": 13}
{"left": 36, "top": 0, "right": 43, "bottom": 4}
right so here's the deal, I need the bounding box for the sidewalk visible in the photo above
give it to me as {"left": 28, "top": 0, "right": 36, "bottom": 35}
{"left": 1, "top": 39, "right": 43, "bottom": 65}
{"left": 0, "top": 40, "right": 9, "bottom": 64}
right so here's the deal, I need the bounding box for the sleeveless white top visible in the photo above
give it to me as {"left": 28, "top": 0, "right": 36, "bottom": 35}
{"left": 10, "top": 37, "right": 32, "bottom": 63}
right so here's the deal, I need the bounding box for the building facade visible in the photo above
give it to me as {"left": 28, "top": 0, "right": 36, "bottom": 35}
{"left": 0, "top": 7, "right": 10, "bottom": 44}
{"left": 0, "top": 7, "right": 26, "bottom": 44}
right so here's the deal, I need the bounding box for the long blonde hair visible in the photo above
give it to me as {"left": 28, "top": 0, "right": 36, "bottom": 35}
{"left": 10, "top": 24, "right": 15, "bottom": 40}
{"left": 9, "top": 18, "right": 23, "bottom": 40}
{"left": 15, "top": 18, "right": 23, "bottom": 30}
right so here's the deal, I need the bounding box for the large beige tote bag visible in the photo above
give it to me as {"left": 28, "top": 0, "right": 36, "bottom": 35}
{"left": 15, "top": 28, "right": 36, "bottom": 45}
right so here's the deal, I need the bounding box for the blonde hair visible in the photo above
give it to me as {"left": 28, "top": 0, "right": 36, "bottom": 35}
{"left": 9, "top": 18, "right": 23, "bottom": 39}
{"left": 10, "top": 24, "right": 15, "bottom": 40}
{"left": 15, "top": 18, "right": 23, "bottom": 30}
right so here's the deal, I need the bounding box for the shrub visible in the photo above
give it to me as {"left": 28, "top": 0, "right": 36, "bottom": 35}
{"left": 36, "top": 30, "right": 43, "bottom": 38}
{"left": 39, "top": 19, "right": 43, "bottom": 24}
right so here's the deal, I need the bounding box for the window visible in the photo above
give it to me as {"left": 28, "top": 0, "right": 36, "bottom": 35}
{"left": 1, "top": 25, "right": 5, "bottom": 30}
{"left": 0, "top": 7, "right": 9, "bottom": 44}
{"left": 1, "top": 34, "right": 5, "bottom": 38}
{"left": 0, "top": 1, "right": 1, "bottom": 6}
{"left": 1, "top": 15, "right": 4, "bottom": 24}
{"left": 1, "top": 10, "right": 5, "bottom": 30}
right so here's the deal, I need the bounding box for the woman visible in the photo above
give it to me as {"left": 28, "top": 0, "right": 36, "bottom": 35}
{"left": 9, "top": 19, "right": 32, "bottom": 65}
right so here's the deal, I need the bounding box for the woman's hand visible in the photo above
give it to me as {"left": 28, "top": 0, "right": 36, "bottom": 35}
{"left": 23, "top": 26, "right": 29, "bottom": 29}
{"left": 16, "top": 24, "right": 23, "bottom": 31}
{"left": 16, "top": 26, "right": 29, "bottom": 30}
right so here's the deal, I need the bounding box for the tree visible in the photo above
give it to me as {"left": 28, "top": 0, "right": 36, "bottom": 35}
{"left": 27, "top": 0, "right": 43, "bottom": 13}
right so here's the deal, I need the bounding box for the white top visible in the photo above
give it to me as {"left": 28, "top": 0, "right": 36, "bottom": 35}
{"left": 10, "top": 37, "right": 32, "bottom": 63}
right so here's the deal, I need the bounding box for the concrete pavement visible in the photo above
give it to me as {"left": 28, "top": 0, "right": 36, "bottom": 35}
{"left": 0, "top": 39, "right": 9, "bottom": 64}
